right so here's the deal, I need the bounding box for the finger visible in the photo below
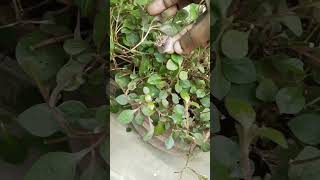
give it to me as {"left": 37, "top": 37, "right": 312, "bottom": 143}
{"left": 177, "top": 0, "right": 201, "bottom": 9}
{"left": 160, "top": 6, "right": 178, "bottom": 19}
{"left": 158, "top": 24, "right": 192, "bottom": 54}
{"left": 147, "top": 0, "right": 176, "bottom": 16}
{"left": 174, "top": 13, "right": 209, "bottom": 54}
{"left": 148, "top": 0, "right": 196, "bottom": 16}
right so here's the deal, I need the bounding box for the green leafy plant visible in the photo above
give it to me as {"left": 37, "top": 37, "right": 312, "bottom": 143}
{"left": 213, "top": 0, "right": 320, "bottom": 179}
{"left": 110, "top": 0, "right": 210, "bottom": 156}
{"left": 0, "top": 0, "right": 108, "bottom": 179}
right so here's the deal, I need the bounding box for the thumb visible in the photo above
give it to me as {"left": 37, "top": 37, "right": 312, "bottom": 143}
{"left": 174, "top": 13, "right": 210, "bottom": 54}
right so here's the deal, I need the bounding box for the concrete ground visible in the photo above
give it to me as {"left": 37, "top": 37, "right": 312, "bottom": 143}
{"left": 110, "top": 114, "right": 210, "bottom": 180}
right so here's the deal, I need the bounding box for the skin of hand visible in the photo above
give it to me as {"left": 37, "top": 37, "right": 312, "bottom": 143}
{"left": 147, "top": 0, "right": 209, "bottom": 54}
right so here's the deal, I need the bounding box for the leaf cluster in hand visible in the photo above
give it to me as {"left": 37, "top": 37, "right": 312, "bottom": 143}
{"left": 111, "top": 0, "right": 211, "bottom": 152}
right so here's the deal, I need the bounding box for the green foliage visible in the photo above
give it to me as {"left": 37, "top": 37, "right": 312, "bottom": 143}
{"left": 111, "top": 0, "right": 210, "bottom": 152}
{"left": 165, "top": 135, "right": 175, "bottom": 150}
{"left": 257, "top": 127, "right": 288, "bottom": 148}
{"left": 225, "top": 97, "right": 256, "bottom": 130}
{"left": 289, "top": 146, "right": 320, "bottom": 180}
{"left": 213, "top": 0, "right": 320, "bottom": 179}
{"left": 15, "top": 31, "right": 66, "bottom": 86}
{"left": 288, "top": 113, "right": 320, "bottom": 145}
{"left": 0, "top": 0, "right": 108, "bottom": 178}
{"left": 222, "top": 57, "right": 257, "bottom": 84}
{"left": 276, "top": 87, "right": 305, "bottom": 114}
{"left": 213, "top": 135, "right": 240, "bottom": 167}
{"left": 25, "top": 150, "right": 88, "bottom": 180}
{"left": 221, "top": 30, "right": 249, "bottom": 59}
{"left": 17, "top": 103, "right": 60, "bottom": 137}
{"left": 118, "top": 109, "right": 136, "bottom": 124}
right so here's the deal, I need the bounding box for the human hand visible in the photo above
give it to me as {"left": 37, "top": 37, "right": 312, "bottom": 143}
{"left": 147, "top": 0, "right": 209, "bottom": 54}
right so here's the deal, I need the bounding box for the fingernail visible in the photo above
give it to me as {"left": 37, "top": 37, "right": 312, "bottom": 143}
{"left": 174, "top": 41, "right": 183, "bottom": 54}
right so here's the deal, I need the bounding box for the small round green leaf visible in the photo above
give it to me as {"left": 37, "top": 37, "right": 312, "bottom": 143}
{"left": 147, "top": 74, "right": 162, "bottom": 85}
{"left": 17, "top": 104, "right": 60, "bottom": 137}
{"left": 196, "top": 89, "right": 206, "bottom": 98}
{"left": 165, "top": 135, "right": 175, "bottom": 150}
{"left": 162, "top": 99, "right": 169, "bottom": 107}
{"left": 222, "top": 57, "right": 256, "bottom": 84}
{"left": 145, "top": 94, "right": 152, "bottom": 102}
{"left": 288, "top": 113, "right": 320, "bottom": 145}
{"left": 143, "top": 124, "right": 154, "bottom": 141}
{"left": 200, "top": 108, "right": 210, "bottom": 122}
{"left": 171, "top": 54, "right": 183, "bottom": 66}
{"left": 175, "top": 82, "right": 183, "bottom": 93}
{"left": 213, "top": 135, "right": 240, "bottom": 167}
{"left": 276, "top": 87, "right": 305, "bottom": 114}
{"left": 179, "top": 71, "right": 188, "bottom": 80}
{"left": 58, "top": 100, "right": 88, "bottom": 124}
{"left": 212, "top": 60, "right": 231, "bottom": 100}
{"left": 200, "top": 96, "right": 210, "bottom": 108}
{"left": 221, "top": 30, "right": 249, "bottom": 59}
{"left": 16, "top": 31, "right": 66, "bottom": 84}
{"left": 25, "top": 152, "right": 86, "bottom": 180}
{"left": 154, "top": 122, "right": 166, "bottom": 136}
{"left": 256, "top": 78, "right": 278, "bottom": 102}
{"left": 115, "top": 94, "right": 128, "bottom": 105}
{"left": 289, "top": 146, "right": 320, "bottom": 180}
{"left": 56, "top": 60, "right": 86, "bottom": 91}
{"left": 225, "top": 97, "right": 256, "bottom": 130}
{"left": 180, "top": 91, "right": 190, "bottom": 102}
{"left": 280, "top": 15, "right": 303, "bottom": 37}
{"left": 141, "top": 105, "right": 154, "bottom": 117}
{"left": 143, "top": 87, "right": 150, "bottom": 94}
{"left": 258, "top": 127, "right": 288, "bottom": 148}
{"left": 134, "top": 112, "right": 145, "bottom": 125}
{"left": 166, "top": 59, "right": 178, "bottom": 71}
{"left": 63, "top": 39, "right": 88, "bottom": 55}
{"left": 171, "top": 93, "right": 180, "bottom": 104}
{"left": 117, "top": 109, "right": 136, "bottom": 124}
{"left": 154, "top": 52, "right": 166, "bottom": 63}
{"left": 159, "top": 90, "right": 168, "bottom": 99}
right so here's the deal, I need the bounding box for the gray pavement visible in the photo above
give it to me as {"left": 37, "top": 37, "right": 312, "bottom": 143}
{"left": 110, "top": 114, "right": 210, "bottom": 180}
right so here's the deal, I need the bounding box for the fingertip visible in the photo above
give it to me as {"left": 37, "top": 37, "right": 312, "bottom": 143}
{"left": 174, "top": 41, "right": 183, "bottom": 54}
{"left": 163, "top": 37, "right": 175, "bottom": 54}
{"left": 147, "top": 5, "right": 156, "bottom": 16}
{"left": 161, "top": 6, "right": 178, "bottom": 19}
{"left": 147, "top": 0, "right": 166, "bottom": 16}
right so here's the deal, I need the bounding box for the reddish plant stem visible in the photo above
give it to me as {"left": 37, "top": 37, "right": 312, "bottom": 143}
{"left": 31, "top": 34, "right": 74, "bottom": 49}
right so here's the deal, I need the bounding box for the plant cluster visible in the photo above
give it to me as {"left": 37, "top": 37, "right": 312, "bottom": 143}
{"left": 0, "top": 0, "right": 108, "bottom": 179}
{"left": 213, "top": 0, "right": 320, "bottom": 179}
{"left": 110, "top": 0, "right": 211, "bottom": 152}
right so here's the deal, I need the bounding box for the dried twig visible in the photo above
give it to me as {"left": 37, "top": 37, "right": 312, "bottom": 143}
{"left": 290, "top": 155, "right": 320, "bottom": 165}
{"left": 12, "top": 0, "right": 23, "bottom": 20}
{"left": 0, "top": 20, "right": 52, "bottom": 29}
{"left": 24, "top": 0, "right": 51, "bottom": 12}
{"left": 175, "top": 143, "right": 197, "bottom": 180}
{"left": 31, "top": 34, "right": 74, "bottom": 49}
{"left": 32, "top": 31, "right": 88, "bottom": 49}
